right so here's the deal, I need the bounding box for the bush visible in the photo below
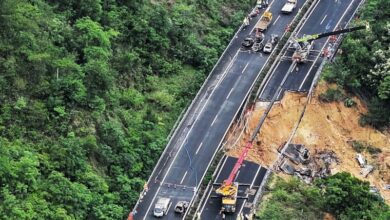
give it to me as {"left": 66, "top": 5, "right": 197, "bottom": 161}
{"left": 351, "top": 140, "right": 381, "bottom": 155}
{"left": 344, "top": 97, "right": 357, "bottom": 107}
{"left": 351, "top": 140, "right": 365, "bottom": 153}
{"left": 319, "top": 88, "right": 345, "bottom": 102}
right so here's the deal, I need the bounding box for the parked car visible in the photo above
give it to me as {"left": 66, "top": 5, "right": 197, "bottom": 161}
{"left": 263, "top": 41, "right": 273, "bottom": 53}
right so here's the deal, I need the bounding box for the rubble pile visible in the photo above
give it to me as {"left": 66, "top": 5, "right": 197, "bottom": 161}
{"left": 227, "top": 83, "right": 390, "bottom": 203}
{"left": 279, "top": 144, "right": 339, "bottom": 183}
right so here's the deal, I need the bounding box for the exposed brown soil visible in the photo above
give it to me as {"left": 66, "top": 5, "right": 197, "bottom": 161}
{"left": 226, "top": 82, "right": 390, "bottom": 204}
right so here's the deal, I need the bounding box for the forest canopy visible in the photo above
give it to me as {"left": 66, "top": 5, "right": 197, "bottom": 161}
{"left": 0, "top": 0, "right": 252, "bottom": 219}
{"left": 322, "top": 0, "right": 390, "bottom": 128}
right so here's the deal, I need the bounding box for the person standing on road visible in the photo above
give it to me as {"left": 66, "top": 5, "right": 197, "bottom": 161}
{"left": 243, "top": 16, "right": 250, "bottom": 30}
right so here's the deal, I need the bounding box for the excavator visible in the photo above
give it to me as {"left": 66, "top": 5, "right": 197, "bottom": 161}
{"left": 285, "top": 25, "right": 367, "bottom": 63}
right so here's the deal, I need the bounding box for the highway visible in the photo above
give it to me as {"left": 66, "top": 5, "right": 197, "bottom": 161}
{"left": 199, "top": 0, "right": 365, "bottom": 219}
{"left": 132, "top": 0, "right": 303, "bottom": 219}
{"left": 259, "top": 0, "right": 364, "bottom": 101}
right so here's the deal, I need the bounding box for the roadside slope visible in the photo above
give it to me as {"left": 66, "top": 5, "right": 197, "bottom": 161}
{"left": 227, "top": 82, "right": 390, "bottom": 204}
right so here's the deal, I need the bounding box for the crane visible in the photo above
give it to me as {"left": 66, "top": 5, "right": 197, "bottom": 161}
{"left": 215, "top": 24, "right": 368, "bottom": 214}
{"left": 287, "top": 25, "right": 367, "bottom": 63}
{"left": 215, "top": 105, "right": 266, "bottom": 213}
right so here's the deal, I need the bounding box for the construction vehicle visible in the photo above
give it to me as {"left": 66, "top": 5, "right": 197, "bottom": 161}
{"left": 215, "top": 142, "right": 254, "bottom": 213}
{"left": 256, "top": 11, "right": 272, "bottom": 32}
{"left": 153, "top": 197, "right": 172, "bottom": 217}
{"left": 286, "top": 25, "right": 366, "bottom": 63}
{"left": 281, "top": 0, "right": 297, "bottom": 14}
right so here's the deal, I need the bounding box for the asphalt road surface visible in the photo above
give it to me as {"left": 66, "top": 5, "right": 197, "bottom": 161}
{"left": 198, "top": 156, "right": 267, "bottom": 220}
{"left": 199, "top": 0, "right": 365, "bottom": 219}
{"left": 259, "top": 0, "right": 364, "bottom": 101}
{"left": 132, "top": 0, "right": 304, "bottom": 219}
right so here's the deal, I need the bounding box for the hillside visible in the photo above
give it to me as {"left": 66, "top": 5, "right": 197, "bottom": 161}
{"left": 0, "top": 0, "right": 253, "bottom": 219}
{"left": 227, "top": 82, "right": 390, "bottom": 204}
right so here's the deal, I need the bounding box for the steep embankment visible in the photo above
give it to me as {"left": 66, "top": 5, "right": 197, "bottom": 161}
{"left": 226, "top": 82, "right": 390, "bottom": 204}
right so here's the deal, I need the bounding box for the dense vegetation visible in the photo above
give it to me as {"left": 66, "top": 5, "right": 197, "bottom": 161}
{"left": 0, "top": 0, "right": 253, "bottom": 219}
{"left": 257, "top": 173, "right": 390, "bottom": 220}
{"left": 322, "top": 0, "right": 390, "bottom": 128}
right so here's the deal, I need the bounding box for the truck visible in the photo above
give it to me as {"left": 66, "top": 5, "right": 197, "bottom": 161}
{"left": 216, "top": 182, "right": 239, "bottom": 213}
{"left": 281, "top": 0, "right": 297, "bottom": 14}
{"left": 255, "top": 11, "right": 272, "bottom": 32}
{"left": 153, "top": 197, "right": 172, "bottom": 217}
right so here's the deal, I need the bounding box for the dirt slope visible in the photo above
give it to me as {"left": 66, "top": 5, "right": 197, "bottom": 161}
{"left": 226, "top": 82, "right": 390, "bottom": 204}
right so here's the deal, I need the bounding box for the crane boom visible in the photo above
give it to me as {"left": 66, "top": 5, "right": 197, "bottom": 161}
{"left": 224, "top": 142, "right": 253, "bottom": 186}
{"left": 297, "top": 25, "right": 366, "bottom": 43}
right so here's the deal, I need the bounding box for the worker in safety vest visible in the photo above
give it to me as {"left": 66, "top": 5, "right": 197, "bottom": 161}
{"left": 243, "top": 16, "right": 250, "bottom": 28}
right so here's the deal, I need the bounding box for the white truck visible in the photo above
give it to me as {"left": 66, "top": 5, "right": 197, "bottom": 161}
{"left": 153, "top": 197, "right": 172, "bottom": 217}
{"left": 281, "top": 0, "right": 297, "bottom": 14}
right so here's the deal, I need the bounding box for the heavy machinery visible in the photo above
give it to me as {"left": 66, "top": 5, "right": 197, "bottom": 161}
{"left": 215, "top": 142, "right": 254, "bottom": 213}
{"left": 256, "top": 11, "right": 273, "bottom": 32}
{"left": 215, "top": 106, "right": 267, "bottom": 213}
{"left": 285, "top": 25, "right": 367, "bottom": 63}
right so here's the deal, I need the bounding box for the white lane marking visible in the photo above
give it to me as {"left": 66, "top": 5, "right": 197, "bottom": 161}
{"left": 211, "top": 115, "right": 218, "bottom": 126}
{"left": 234, "top": 170, "right": 241, "bottom": 181}
{"left": 299, "top": 0, "right": 356, "bottom": 90}
{"left": 273, "top": 15, "right": 281, "bottom": 25}
{"left": 242, "top": 62, "right": 249, "bottom": 74}
{"left": 199, "top": 184, "right": 214, "bottom": 214}
{"left": 296, "top": 0, "right": 321, "bottom": 33}
{"left": 320, "top": 14, "right": 328, "bottom": 25}
{"left": 215, "top": 156, "right": 228, "bottom": 181}
{"left": 195, "top": 142, "right": 204, "bottom": 155}
{"left": 215, "top": 50, "right": 240, "bottom": 88}
{"left": 198, "top": 156, "right": 228, "bottom": 215}
{"left": 226, "top": 88, "right": 234, "bottom": 100}
{"left": 236, "top": 166, "right": 260, "bottom": 216}
{"left": 251, "top": 166, "right": 262, "bottom": 188}
{"left": 237, "top": 201, "right": 247, "bottom": 217}
{"left": 258, "top": 61, "right": 283, "bottom": 98}
{"left": 180, "top": 171, "right": 188, "bottom": 184}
